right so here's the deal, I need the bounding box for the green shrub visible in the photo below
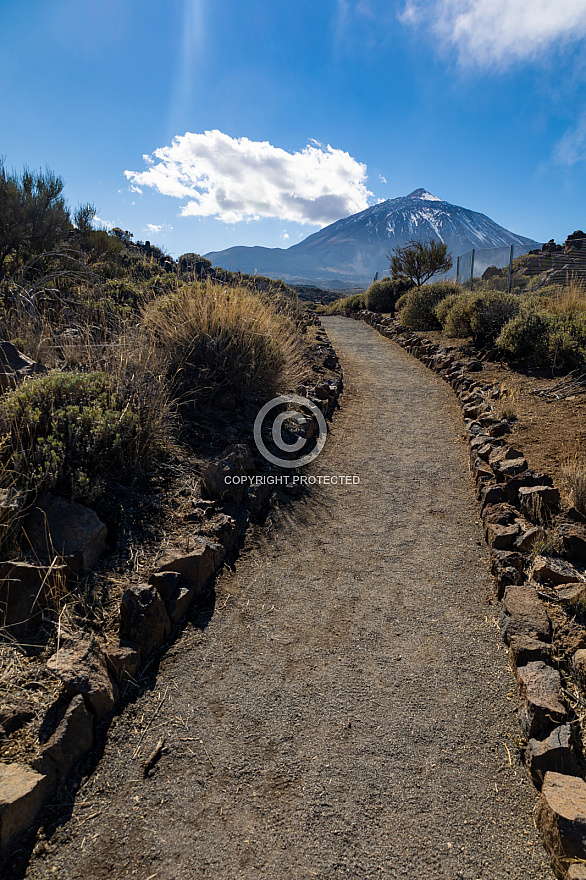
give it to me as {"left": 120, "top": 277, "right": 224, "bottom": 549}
{"left": 327, "top": 292, "right": 365, "bottom": 315}
{"left": 0, "top": 372, "right": 159, "bottom": 502}
{"left": 83, "top": 229, "right": 125, "bottom": 263}
{"left": 0, "top": 163, "right": 71, "bottom": 274}
{"left": 474, "top": 270, "right": 530, "bottom": 294}
{"left": 434, "top": 292, "right": 464, "bottom": 328}
{"left": 437, "top": 290, "right": 520, "bottom": 343}
{"left": 446, "top": 298, "right": 472, "bottom": 337}
{"left": 497, "top": 308, "right": 586, "bottom": 369}
{"left": 496, "top": 309, "right": 551, "bottom": 365}
{"left": 395, "top": 291, "right": 410, "bottom": 312}
{"left": 443, "top": 295, "right": 473, "bottom": 337}
{"left": 466, "top": 290, "right": 520, "bottom": 344}
{"left": 546, "top": 311, "right": 586, "bottom": 368}
{"left": 548, "top": 325, "right": 581, "bottom": 368}
{"left": 102, "top": 279, "right": 146, "bottom": 317}
{"left": 364, "top": 277, "right": 412, "bottom": 313}
{"left": 398, "top": 281, "right": 459, "bottom": 330}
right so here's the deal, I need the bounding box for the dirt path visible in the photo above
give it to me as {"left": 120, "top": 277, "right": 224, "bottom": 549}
{"left": 23, "top": 316, "right": 550, "bottom": 880}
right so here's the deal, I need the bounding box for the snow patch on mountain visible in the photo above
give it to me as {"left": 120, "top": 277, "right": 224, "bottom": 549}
{"left": 205, "top": 187, "right": 541, "bottom": 289}
{"left": 407, "top": 188, "right": 443, "bottom": 202}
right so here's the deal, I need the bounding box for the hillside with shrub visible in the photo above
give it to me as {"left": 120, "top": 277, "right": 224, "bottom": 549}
{"left": 326, "top": 232, "right": 586, "bottom": 373}
{"left": 0, "top": 163, "right": 317, "bottom": 640}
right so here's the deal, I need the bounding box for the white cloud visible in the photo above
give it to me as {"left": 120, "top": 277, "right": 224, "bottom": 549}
{"left": 554, "top": 113, "right": 586, "bottom": 166}
{"left": 281, "top": 230, "right": 290, "bottom": 241}
{"left": 144, "top": 222, "right": 174, "bottom": 235}
{"left": 125, "top": 130, "right": 374, "bottom": 226}
{"left": 397, "top": 1, "right": 420, "bottom": 25}
{"left": 93, "top": 216, "right": 114, "bottom": 230}
{"left": 400, "top": 0, "right": 586, "bottom": 67}
{"left": 379, "top": 174, "right": 387, "bottom": 184}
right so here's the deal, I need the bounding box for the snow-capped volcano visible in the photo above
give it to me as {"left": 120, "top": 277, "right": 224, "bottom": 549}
{"left": 409, "top": 188, "right": 443, "bottom": 202}
{"left": 205, "top": 188, "right": 540, "bottom": 289}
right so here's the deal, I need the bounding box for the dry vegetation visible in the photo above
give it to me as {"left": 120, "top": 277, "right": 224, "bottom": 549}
{"left": 0, "top": 165, "right": 315, "bottom": 735}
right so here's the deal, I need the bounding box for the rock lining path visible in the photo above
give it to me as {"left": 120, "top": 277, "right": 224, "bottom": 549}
{"left": 24, "top": 316, "right": 550, "bottom": 879}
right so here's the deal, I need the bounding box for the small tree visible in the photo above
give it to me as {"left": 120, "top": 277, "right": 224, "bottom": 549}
{"left": 72, "top": 204, "right": 124, "bottom": 262}
{"left": 0, "top": 161, "right": 71, "bottom": 274}
{"left": 388, "top": 239, "right": 453, "bottom": 288}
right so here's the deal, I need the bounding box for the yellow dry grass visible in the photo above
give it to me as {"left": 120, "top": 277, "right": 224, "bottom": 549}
{"left": 141, "top": 281, "right": 306, "bottom": 403}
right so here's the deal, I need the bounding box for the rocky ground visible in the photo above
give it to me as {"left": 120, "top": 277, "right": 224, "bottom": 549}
{"left": 0, "top": 320, "right": 335, "bottom": 760}
{"left": 6, "top": 316, "right": 553, "bottom": 879}
{"left": 421, "top": 329, "right": 586, "bottom": 503}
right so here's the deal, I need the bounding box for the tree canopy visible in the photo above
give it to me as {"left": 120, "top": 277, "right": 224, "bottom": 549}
{"left": 388, "top": 239, "right": 453, "bottom": 288}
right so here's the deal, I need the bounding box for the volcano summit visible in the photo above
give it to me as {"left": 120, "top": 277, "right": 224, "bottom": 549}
{"left": 205, "top": 188, "right": 540, "bottom": 289}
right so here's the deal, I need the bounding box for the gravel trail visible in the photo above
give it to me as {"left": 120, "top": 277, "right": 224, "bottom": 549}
{"left": 23, "top": 316, "right": 550, "bottom": 880}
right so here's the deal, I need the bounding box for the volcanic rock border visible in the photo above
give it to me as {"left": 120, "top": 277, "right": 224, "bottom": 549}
{"left": 355, "top": 308, "right": 586, "bottom": 880}
{"left": 0, "top": 327, "right": 343, "bottom": 867}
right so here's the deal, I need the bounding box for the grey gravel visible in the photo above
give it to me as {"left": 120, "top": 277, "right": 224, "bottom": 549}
{"left": 24, "top": 316, "right": 551, "bottom": 880}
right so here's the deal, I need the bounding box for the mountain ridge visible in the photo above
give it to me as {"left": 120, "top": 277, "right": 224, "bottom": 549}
{"left": 205, "top": 189, "right": 541, "bottom": 289}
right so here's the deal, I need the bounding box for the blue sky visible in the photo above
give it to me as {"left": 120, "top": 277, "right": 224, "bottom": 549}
{"left": 2, "top": 0, "right": 586, "bottom": 258}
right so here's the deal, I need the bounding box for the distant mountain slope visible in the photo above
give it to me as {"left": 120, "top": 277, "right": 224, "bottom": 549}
{"left": 205, "top": 188, "right": 541, "bottom": 289}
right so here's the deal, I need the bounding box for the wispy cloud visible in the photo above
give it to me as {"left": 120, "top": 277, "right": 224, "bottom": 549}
{"left": 125, "top": 130, "right": 374, "bottom": 226}
{"left": 93, "top": 216, "right": 114, "bottom": 230}
{"left": 399, "top": 0, "right": 586, "bottom": 68}
{"left": 144, "top": 222, "right": 174, "bottom": 234}
{"left": 334, "top": 0, "right": 397, "bottom": 48}
{"left": 554, "top": 113, "right": 586, "bottom": 166}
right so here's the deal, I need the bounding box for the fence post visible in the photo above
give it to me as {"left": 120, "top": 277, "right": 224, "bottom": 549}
{"left": 507, "top": 244, "right": 514, "bottom": 293}
{"left": 470, "top": 249, "right": 475, "bottom": 290}
{"left": 456, "top": 255, "right": 460, "bottom": 286}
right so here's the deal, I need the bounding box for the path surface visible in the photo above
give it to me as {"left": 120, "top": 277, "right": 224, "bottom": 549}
{"left": 24, "top": 317, "right": 550, "bottom": 880}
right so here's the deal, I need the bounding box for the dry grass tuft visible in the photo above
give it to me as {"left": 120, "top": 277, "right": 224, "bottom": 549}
{"left": 141, "top": 281, "right": 306, "bottom": 405}
{"left": 564, "top": 456, "right": 586, "bottom": 516}
{"left": 497, "top": 384, "right": 517, "bottom": 421}
{"left": 539, "top": 278, "right": 586, "bottom": 317}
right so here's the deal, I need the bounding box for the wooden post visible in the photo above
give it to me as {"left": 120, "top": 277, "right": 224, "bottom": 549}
{"left": 507, "top": 244, "right": 514, "bottom": 293}
{"left": 470, "top": 248, "right": 475, "bottom": 290}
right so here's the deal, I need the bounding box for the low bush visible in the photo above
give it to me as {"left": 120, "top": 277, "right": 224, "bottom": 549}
{"left": 141, "top": 281, "right": 304, "bottom": 405}
{"left": 326, "top": 292, "right": 365, "bottom": 315}
{"left": 467, "top": 291, "right": 520, "bottom": 344}
{"left": 363, "top": 277, "right": 412, "bottom": 313}
{"left": 395, "top": 291, "right": 410, "bottom": 312}
{"left": 496, "top": 309, "right": 550, "bottom": 364}
{"left": 434, "top": 292, "right": 464, "bottom": 328}
{"left": 474, "top": 269, "right": 530, "bottom": 294}
{"left": 398, "top": 281, "right": 459, "bottom": 330}
{"left": 496, "top": 306, "right": 586, "bottom": 369}
{"left": 0, "top": 371, "right": 164, "bottom": 503}
{"left": 443, "top": 295, "right": 473, "bottom": 337}
{"left": 437, "top": 290, "right": 520, "bottom": 344}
